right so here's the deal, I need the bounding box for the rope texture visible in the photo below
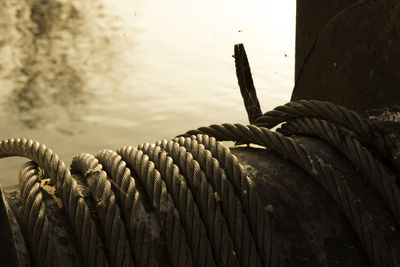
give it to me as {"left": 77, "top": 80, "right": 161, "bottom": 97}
{"left": 0, "top": 139, "right": 110, "bottom": 267}
{"left": 3, "top": 135, "right": 273, "bottom": 266}
{"left": 254, "top": 99, "right": 400, "bottom": 171}
{"left": 173, "top": 135, "right": 280, "bottom": 266}
{"left": 18, "top": 161, "right": 56, "bottom": 267}
{"left": 94, "top": 150, "right": 166, "bottom": 267}
{"left": 2, "top": 99, "right": 400, "bottom": 267}
{"left": 184, "top": 100, "right": 400, "bottom": 267}
{"left": 70, "top": 153, "right": 135, "bottom": 267}
{"left": 137, "top": 141, "right": 242, "bottom": 267}
{"left": 278, "top": 118, "right": 400, "bottom": 224}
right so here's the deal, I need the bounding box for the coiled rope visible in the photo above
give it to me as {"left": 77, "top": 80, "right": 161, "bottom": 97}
{"left": 1, "top": 139, "right": 110, "bottom": 267}
{"left": 0, "top": 135, "right": 273, "bottom": 266}
{"left": 1, "top": 99, "right": 399, "bottom": 267}
{"left": 18, "top": 161, "right": 56, "bottom": 266}
{"left": 184, "top": 99, "right": 400, "bottom": 267}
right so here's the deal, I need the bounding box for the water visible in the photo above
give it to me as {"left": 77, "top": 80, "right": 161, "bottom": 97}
{"left": 0, "top": 0, "right": 295, "bottom": 186}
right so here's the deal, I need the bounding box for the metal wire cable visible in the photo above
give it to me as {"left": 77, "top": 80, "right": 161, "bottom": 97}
{"left": 94, "top": 149, "right": 167, "bottom": 267}
{"left": 0, "top": 138, "right": 109, "bottom": 267}
{"left": 135, "top": 143, "right": 218, "bottom": 267}
{"left": 152, "top": 139, "right": 262, "bottom": 267}
{"left": 254, "top": 99, "right": 400, "bottom": 172}
{"left": 184, "top": 123, "right": 400, "bottom": 266}
{"left": 278, "top": 117, "right": 400, "bottom": 225}
{"left": 116, "top": 146, "right": 194, "bottom": 267}
{"left": 18, "top": 161, "right": 55, "bottom": 267}
{"left": 174, "top": 135, "right": 278, "bottom": 266}
{"left": 138, "top": 141, "right": 241, "bottom": 267}
{"left": 3, "top": 100, "right": 399, "bottom": 267}
{"left": 70, "top": 153, "right": 135, "bottom": 267}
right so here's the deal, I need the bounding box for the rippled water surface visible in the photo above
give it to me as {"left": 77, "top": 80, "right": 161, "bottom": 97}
{"left": 0, "top": 0, "right": 295, "bottom": 185}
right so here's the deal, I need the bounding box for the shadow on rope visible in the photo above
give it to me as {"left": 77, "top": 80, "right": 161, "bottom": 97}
{"left": 0, "top": 44, "right": 399, "bottom": 267}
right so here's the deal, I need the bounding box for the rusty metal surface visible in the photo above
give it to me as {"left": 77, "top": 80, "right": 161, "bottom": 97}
{"left": 293, "top": 0, "right": 400, "bottom": 114}
{"left": 231, "top": 147, "right": 370, "bottom": 266}
{"left": 0, "top": 186, "right": 27, "bottom": 267}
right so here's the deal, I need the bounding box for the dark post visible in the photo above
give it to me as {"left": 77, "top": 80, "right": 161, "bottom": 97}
{"left": 292, "top": 0, "right": 400, "bottom": 114}
{"left": 234, "top": 43, "right": 262, "bottom": 124}
{"left": 0, "top": 187, "right": 25, "bottom": 267}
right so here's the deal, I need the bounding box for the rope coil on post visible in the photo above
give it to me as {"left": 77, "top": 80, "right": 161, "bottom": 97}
{"left": 18, "top": 161, "right": 56, "bottom": 267}
{"left": 134, "top": 143, "right": 217, "bottom": 267}
{"left": 94, "top": 150, "right": 167, "bottom": 267}
{"left": 147, "top": 139, "right": 255, "bottom": 267}
{"left": 254, "top": 100, "right": 400, "bottom": 171}
{"left": 0, "top": 133, "right": 275, "bottom": 266}
{"left": 1, "top": 100, "right": 399, "bottom": 267}
{"left": 116, "top": 146, "right": 194, "bottom": 267}
{"left": 0, "top": 139, "right": 110, "bottom": 267}
{"left": 70, "top": 153, "right": 135, "bottom": 267}
{"left": 278, "top": 117, "right": 400, "bottom": 224}
{"left": 2, "top": 42, "right": 398, "bottom": 267}
{"left": 184, "top": 101, "right": 400, "bottom": 266}
{"left": 178, "top": 135, "right": 280, "bottom": 266}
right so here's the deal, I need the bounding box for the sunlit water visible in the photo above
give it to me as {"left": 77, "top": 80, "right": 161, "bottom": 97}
{"left": 0, "top": 0, "right": 295, "bottom": 186}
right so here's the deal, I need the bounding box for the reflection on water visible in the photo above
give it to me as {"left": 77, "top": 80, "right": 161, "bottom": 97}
{"left": 0, "top": 0, "right": 295, "bottom": 186}
{"left": 1, "top": 0, "right": 121, "bottom": 130}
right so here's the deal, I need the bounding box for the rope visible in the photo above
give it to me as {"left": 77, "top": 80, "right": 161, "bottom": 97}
{"left": 116, "top": 146, "right": 195, "bottom": 267}
{"left": 254, "top": 99, "right": 400, "bottom": 172}
{"left": 0, "top": 138, "right": 110, "bottom": 267}
{"left": 158, "top": 137, "right": 268, "bottom": 266}
{"left": 138, "top": 141, "right": 241, "bottom": 267}
{"left": 1, "top": 137, "right": 270, "bottom": 266}
{"left": 184, "top": 118, "right": 400, "bottom": 266}
{"left": 174, "top": 135, "right": 279, "bottom": 266}
{"left": 278, "top": 118, "right": 400, "bottom": 224}
{"left": 70, "top": 153, "right": 135, "bottom": 267}
{"left": 18, "top": 161, "right": 55, "bottom": 267}
{"left": 2, "top": 99, "right": 400, "bottom": 267}
{"left": 134, "top": 143, "right": 222, "bottom": 267}
{"left": 94, "top": 149, "right": 167, "bottom": 267}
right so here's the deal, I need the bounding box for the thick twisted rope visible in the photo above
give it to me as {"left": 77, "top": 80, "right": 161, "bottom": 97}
{"left": 0, "top": 138, "right": 109, "bottom": 267}
{"left": 134, "top": 143, "right": 218, "bottom": 267}
{"left": 278, "top": 118, "right": 400, "bottom": 225}
{"left": 184, "top": 123, "right": 400, "bottom": 266}
{"left": 254, "top": 100, "right": 399, "bottom": 171}
{"left": 138, "top": 142, "right": 241, "bottom": 267}
{"left": 116, "top": 146, "right": 194, "bottom": 267}
{"left": 173, "top": 135, "right": 279, "bottom": 266}
{"left": 3, "top": 100, "right": 399, "bottom": 267}
{"left": 18, "top": 161, "right": 55, "bottom": 267}
{"left": 151, "top": 139, "right": 262, "bottom": 267}
{"left": 94, "top": 149, "right": 167, "bottom": 267}
{"left": 70, "top": 153, "right": 135, "bottom": 267}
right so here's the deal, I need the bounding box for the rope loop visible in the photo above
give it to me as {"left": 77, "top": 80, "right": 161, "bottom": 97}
{"left": 2, "top": 100, "right": 400, "bottom": 267}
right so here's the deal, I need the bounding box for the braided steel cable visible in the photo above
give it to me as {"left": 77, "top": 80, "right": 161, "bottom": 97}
{"left": 70, "top": 153, "right": 135, "bottom": 267}
{"left": 174, "top": 135, "right": 278, "bottom": 267}
{"left": 152, "top": 139, "right": 262, "bottom": 267}
{"left": 138, "top": 142, "right": 241, "bottom": 267}
{"left": 0, "top": 138, "right": 109, "bottom": 267}
{"left": 136, "top": 143, "right": 219, "bottom": 267}
{"left": 116, "top": 146, "right": 194, "bottom": 267}
{"left": 94, "top": 149, "right": 166, "bottom": 267}
{"left": 3, "top": 100, "right": 400, "bottom": 267}
{"left": 254, "top": 100, "right": 399, "bottom": 171}
{"left": 184, "top": 124, "right": 400, "bottom": 266}
{"left": 278, "top": 118, "right": 400, "bottom": 225}
{"left": 18, "top": 161, "right": 55, "bottom": 267}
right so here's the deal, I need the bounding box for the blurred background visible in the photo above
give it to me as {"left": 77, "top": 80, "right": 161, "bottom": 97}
{"left": 0, "top": 0, "right": 295, "bottom": 185}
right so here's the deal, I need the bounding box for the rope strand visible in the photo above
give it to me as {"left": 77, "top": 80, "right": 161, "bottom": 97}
{"left": 1, "top": 100, "right": 399, "bottom": 267}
